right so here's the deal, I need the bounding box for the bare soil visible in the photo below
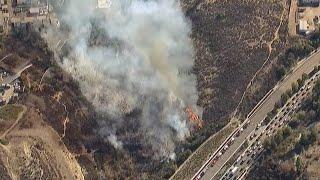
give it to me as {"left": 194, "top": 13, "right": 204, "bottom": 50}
{"left": 0, "top": 108, "right": 84, "bottom": 180}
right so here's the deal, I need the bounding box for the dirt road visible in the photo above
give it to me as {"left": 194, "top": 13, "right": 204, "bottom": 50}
{"left": 0, "top": 108, "right": 84, "bottom": 180}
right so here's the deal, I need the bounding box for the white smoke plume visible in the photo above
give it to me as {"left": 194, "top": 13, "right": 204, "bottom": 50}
{"left": 42, "top": 0, "right": 201, "bottom": 159}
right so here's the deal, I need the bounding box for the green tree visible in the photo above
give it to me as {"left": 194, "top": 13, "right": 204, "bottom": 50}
{"left": 176, "top": 149, "right": 192, "bottom": 165}
{"left": 270, "top": 138, "right": 277, "bottom": 150}
{"left": 302, "top": 73, "right": 308, "bottom": 82}
{"left": 291, "top": 82, "right": 299, "bottom": 93}
{"left": 243, "top": 140, "right": 249, "bottom": 148}
{"left": 312, "top": 66, "right": 319, "bottom": 75}
{"left": 274, "top": 133, "right": 283, "bottom": 145}
{"left": 310, "top": 128, "right": 318, "bottom": 144}
{"left": 299, "top": 132, "right": 309, "bottom": 147}
{"left": 295, "top": 157, "right": 303, "bottom": 174}
{"left": 312, "top": 79, "right": 320, "bottom": 98}
{"left": 263, "top": 139, "right": 272, "bottom": 151}
{"left": 276, "top": 67, "right": 286, "bottom": 80}
{"left": 282, "top": 126, "right": 292, "bottom": 138}
{"left": 264, "top": 114, "right": 272, "bottom": 124}
{"left": 281, "top": 93, "right": 290, "bottom": 105}
{"left": 161, "top": 161, "right": 177, "bottom": 179}
{"left": 297, "top": 78, "right": 304, "bottom": 88}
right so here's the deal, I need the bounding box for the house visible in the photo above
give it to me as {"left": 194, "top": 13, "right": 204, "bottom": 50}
{"left": 29, "top": 7, "right": 39, "bottom": 14}
{"left": 97, "top": 0, "right": 111, "bottom": 9}
{"left": 298, "top": 20, "right": 314, "bottom": 35}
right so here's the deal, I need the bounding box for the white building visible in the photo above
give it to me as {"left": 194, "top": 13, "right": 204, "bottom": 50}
{"left": 97, "top": 0, "right": 111, "bottom": 9}
{"left": 298, "top": 20, "right": 314, "bottom": 35}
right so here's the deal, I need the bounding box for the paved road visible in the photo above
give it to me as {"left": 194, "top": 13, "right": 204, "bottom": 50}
{"left": 197, "top": 50, "right": 320, "bottom": 180}
{"left": 0, "top": 64, "right": 32, "bottom": 85}
{"left": 220, "top": 71, "right": 319, "bottom": 180}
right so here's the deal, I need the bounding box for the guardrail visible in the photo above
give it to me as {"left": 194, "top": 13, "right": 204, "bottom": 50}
{"left": 191, "top": 77, "right": 280, "bottom": 180}
{"left": 233, "top": 68, "right": 320, "bottom": 180}
{"left": 191, "top": 127, "right": 238, "bottom": 180}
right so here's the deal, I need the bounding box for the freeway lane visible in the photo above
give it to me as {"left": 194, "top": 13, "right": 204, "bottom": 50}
{"left": 221, "top": 71, "right": 319, "bottom": 180}
{"left": 199, "top": 50, "right": 320, "bottom": 180}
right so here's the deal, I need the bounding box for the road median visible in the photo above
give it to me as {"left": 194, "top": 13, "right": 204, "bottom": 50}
{"left": 170, "top": 121, "right": 238, "bottom": 180}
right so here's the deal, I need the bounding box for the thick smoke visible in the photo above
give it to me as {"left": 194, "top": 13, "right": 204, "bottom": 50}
{"left": 43, "top": 0, "right": 200, "bottom": 159}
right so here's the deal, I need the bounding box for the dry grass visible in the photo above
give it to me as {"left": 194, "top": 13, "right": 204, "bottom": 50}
{"left": 0, "top": 104, "right": 24, "bottom": 121}
{"left": 186, "top": 0, "right": 287, "bottom": 122}
{"left": 171, "top": 121, "right": 238, "bottom": 180}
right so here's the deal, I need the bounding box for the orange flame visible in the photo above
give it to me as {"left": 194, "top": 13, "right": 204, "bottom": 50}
{"left": 185, "top": 107, "right": 203, "bottom": 129}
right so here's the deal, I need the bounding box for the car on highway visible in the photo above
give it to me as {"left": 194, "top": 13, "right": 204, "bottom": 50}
{"left": 217, "top": 151, "right": 223, "bottom": 157}
{"left": 228, "top": 137, "right": 235, "bottom": 146}
{"left": 210, "top": 158, "right": 218, "bottom": 167}
{"left": 230, "top": 166, "right": 239, "bottom": 176}
{"left": 278, "top": 122, "right": 284, "bottom": 127}
{"left": 196, "top": 171, "right": 205, "bottom": 180}
{"left": 249, "top": 133, "right": 256, "bottom": 140}
{"left": 256, "top": 122, "right": 262, "bottom": 130}
{"left": 236, "top": 156, "right": 242, "bottom": 163}
{"left": 246, "top": 159, "right": 251, "bottom": 164}
{"left": 266, "top": 125, "right": 271, "bottom": 130}
{"left": 236, "top": 127, "right": 244, "bottom": 137}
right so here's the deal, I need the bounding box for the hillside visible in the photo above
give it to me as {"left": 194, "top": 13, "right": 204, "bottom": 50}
{"left": 174, "top": 0, "right": 290, "bottom": 172}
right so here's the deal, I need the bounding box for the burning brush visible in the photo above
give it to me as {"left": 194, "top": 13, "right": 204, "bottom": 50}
{"left": 185, "top": 107, "right": 203, "bottom": 129}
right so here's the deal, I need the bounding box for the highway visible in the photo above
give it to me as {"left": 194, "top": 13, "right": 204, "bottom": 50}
{"left": 220, "top": 71, "right": 320, "bottom": 180}
{"left": 193, "top": 49, "right": 320, "bottom": 180}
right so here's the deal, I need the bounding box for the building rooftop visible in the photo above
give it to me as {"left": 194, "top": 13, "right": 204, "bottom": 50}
{"left": 97, "top": 0, "right": 111, "bottom": 9}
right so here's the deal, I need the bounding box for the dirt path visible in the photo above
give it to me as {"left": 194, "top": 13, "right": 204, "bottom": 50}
{"left": 232, "top": 7, "right": 286, "bottom": 118}
{"left": 0, "top": 108, "right": 84, "bottom": 180}
{"left": 0, "top": 54, "right": 13, "bottom": 63}
{"left": 288, "top": 0, "right": 298, "bottom": 36}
